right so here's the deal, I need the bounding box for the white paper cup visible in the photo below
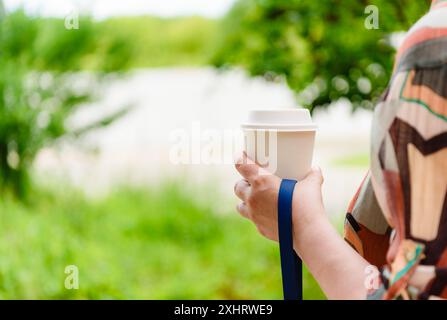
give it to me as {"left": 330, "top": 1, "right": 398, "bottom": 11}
{"left": 241, "top": 109, "right": 317, "bottom": 181}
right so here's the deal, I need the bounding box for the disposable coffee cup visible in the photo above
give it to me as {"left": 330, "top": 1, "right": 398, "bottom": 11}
{"left": 241, "top": 109, "right": 317, "bottom": 181}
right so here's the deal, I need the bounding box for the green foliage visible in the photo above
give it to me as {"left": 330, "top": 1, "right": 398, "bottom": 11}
{"left": 0, "top": 8, "right": 218, "bottom": 197}
{"left": 212, "top": 0, "right": 431, "bottom": 111}
{"left": 0, "top": 62, "right": 86, "bottom": 196}
{"left": 0, "top": 10, "right": 129, "bottom": 197}
{"left": 0, "top": 183, "right": 326, "bottom": 299}
{"left": 96, "top": 16, "right": 218, "bottom": 68}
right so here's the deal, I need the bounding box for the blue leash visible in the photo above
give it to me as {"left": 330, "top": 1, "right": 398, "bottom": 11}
{"left": 278, "top": 179, "right": 302, "bottom": 300}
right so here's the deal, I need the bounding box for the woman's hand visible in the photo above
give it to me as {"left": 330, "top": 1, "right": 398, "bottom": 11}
{"left": 234, "top": 155, "right": 281, "bottom": 241}
{"left": 234, "top": 153, "right": 326, "bottom": 242}
{"left": 234, "top": 153, "right": 372, "bottom": 299}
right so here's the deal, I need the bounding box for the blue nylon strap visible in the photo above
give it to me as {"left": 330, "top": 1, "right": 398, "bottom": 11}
{"left": 278, "top": 179, "right": 302, "bottom": 300}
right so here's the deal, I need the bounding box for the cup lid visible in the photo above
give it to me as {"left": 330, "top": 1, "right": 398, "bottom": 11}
{"left": 241, "top": 109, "right": 317, "bottom": 131}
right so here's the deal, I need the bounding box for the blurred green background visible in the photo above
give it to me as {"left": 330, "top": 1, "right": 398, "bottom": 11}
{"left": 0, "top": 183, "right": 327, "bottom": 299}
{"left": 0, "top": 0, "right": 430, "bottom": 299}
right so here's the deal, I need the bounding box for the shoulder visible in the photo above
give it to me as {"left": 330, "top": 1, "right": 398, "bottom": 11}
{"left": 395, "top": 7, "right": 447, "bottom": 72}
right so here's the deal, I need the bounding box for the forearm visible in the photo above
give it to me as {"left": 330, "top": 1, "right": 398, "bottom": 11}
{"left": 293, "top": 213, "right": 370, "bottom": 300}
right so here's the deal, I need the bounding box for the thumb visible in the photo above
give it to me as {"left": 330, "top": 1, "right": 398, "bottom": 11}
{"left": 304, "top": 166, "right": 324, "bottom": 185}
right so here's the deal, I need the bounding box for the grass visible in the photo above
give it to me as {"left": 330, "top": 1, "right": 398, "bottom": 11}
{"left": 332, "top": 153, "right": 369, "bottom": 168}
{"left": 0, "top": 182, "right": 325, "bottom": 299}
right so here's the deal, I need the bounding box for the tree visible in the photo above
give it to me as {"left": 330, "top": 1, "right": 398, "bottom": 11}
{"left": 212, "top": 0, "right": 431, "bottom": 111}
{"left": 0, "top": 8, "right": 129, "bottom": 197}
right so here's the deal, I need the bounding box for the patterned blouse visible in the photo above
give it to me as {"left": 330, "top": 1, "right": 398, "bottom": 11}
{"left": 344, "top": 0, "right": 447, "bottom": 300}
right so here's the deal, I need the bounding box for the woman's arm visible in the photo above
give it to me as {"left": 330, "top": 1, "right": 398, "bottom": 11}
{"left": 234, "top": 155, "right": 371, "bottom": 299}
{"left": 292, "top": 207, "right": 370, "bottom": 299}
